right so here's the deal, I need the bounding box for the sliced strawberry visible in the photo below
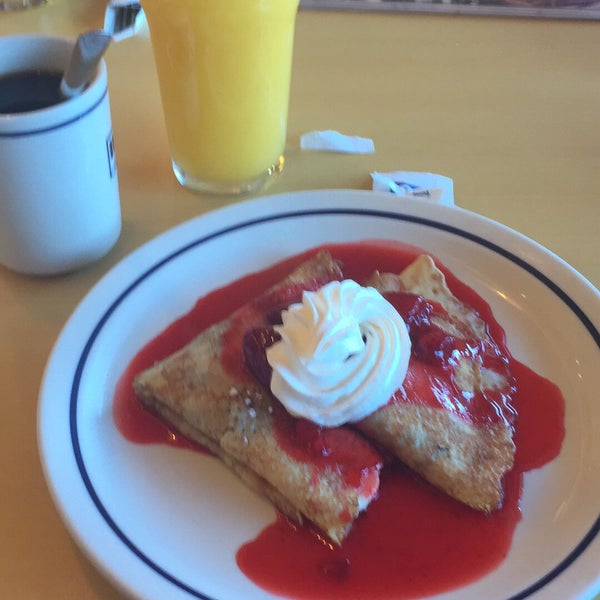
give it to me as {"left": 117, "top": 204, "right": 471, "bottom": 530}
{"left": 242, "top": 327, "right": 280, "bottom": 390}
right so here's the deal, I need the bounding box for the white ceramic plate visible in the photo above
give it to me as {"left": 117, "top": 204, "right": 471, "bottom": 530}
{"left": 38, "top": 190, "right": 600, "bottom": 600}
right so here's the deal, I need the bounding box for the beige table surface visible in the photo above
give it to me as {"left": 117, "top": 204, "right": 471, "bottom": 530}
{"left": 1, "top": 1, "right": 599, "bottom": 599}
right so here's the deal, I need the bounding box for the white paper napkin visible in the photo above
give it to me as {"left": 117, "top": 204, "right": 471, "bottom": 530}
{"left": 300, "top": 130, "right": 375, "bottom": 154}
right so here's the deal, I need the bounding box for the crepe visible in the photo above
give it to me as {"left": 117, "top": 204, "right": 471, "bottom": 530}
{"left": 133, "top": 251, "right": 383, "bottom": 545}
{"left": 134, "top": 249, "right": 516, "bottom": 548}
{"left": 360, "top": 255, "right": 516, "bottom": 511}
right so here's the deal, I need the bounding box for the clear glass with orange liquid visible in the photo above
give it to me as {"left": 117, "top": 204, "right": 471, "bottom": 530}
{"left": 142, "top": 0, "right": 299, "bottom": 195}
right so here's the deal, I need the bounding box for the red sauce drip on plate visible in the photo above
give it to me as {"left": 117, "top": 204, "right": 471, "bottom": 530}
{"left": 113, "top": 240, "right": 565, "bottom": 599}
{"left": 236, "top": 463, "right": 524, "bottom": 600}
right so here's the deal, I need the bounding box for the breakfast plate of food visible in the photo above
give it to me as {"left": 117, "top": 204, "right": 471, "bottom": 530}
{"left": 38, "top": 190, "right": 600, "bottom": 600}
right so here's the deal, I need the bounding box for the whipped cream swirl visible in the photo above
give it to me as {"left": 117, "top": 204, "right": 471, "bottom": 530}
{"left": 266, "top": 280, "right": 411, "bottom": 427}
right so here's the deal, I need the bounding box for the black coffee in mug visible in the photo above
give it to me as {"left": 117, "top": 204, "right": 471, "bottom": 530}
{"left": 0, "top": 68, "right": 65, "bottom": 114}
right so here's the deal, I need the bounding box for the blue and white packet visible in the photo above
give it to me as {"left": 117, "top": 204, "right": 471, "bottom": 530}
{"left": 371, "top": 171, "right": 454, "bottom": 206}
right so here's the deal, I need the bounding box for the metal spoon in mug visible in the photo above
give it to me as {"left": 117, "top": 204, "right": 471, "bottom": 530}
{"left": 59, "top": 30, "right": 111, "bottom": 99}
{"left": 59, "top": 1, "right": 143, "bottom": 99}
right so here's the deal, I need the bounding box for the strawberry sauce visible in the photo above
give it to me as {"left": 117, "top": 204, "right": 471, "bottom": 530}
{"left": 113, "top": 241, "right": 565, "bottom": 599}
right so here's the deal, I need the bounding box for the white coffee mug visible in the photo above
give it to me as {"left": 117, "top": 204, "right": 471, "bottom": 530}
{"left": 0, "top": 35, "right": 121, "bottom": 275}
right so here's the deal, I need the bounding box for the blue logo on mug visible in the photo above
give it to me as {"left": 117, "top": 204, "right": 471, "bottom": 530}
{"left": 106, "top": 131, "right": 116, "bottom": 178}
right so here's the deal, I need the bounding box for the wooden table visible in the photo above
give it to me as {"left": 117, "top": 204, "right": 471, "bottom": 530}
{"left": 1, "top": 1, "right": 598, "bottom": 598}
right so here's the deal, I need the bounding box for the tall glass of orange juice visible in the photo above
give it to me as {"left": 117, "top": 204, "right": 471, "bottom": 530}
{"left": 142, "top": 0, "right": 299, "bottom": 195}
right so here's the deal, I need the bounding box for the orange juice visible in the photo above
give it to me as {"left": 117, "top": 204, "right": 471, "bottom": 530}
{"left": 142, "top": 0, "right": 299, "bottom": 194}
